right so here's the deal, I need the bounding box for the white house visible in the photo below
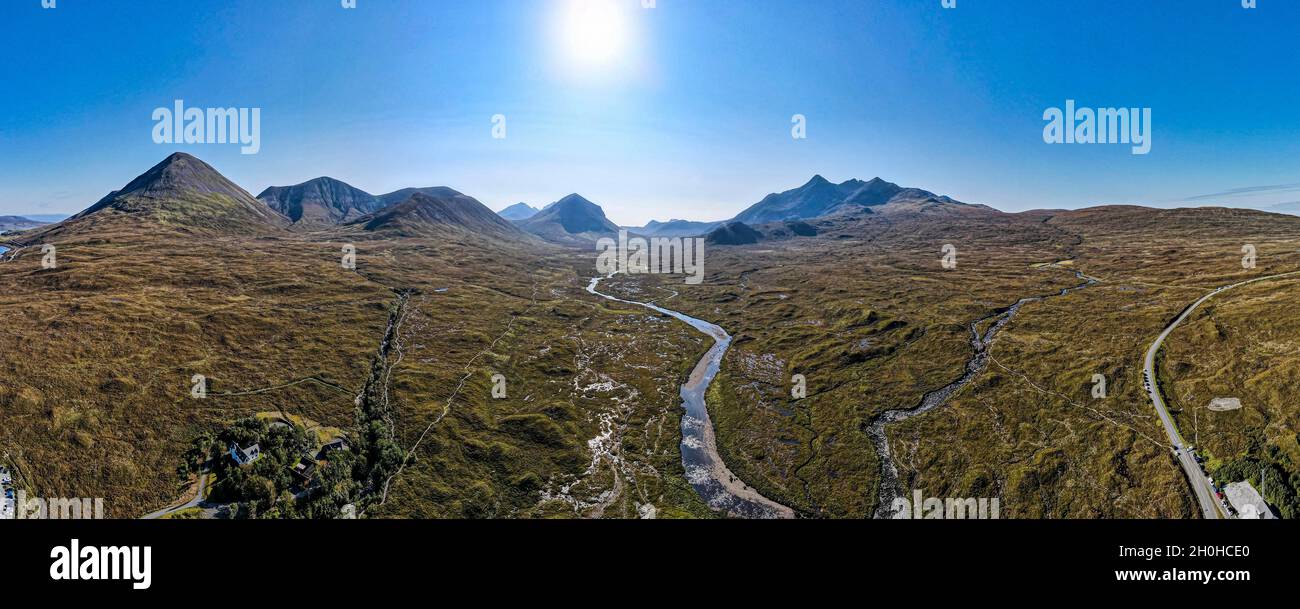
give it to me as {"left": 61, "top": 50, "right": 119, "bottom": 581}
{"left": 229, "top": 442, "right": 261, "bottom": 465}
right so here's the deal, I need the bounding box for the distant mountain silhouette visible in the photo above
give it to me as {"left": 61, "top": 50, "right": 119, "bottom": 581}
{"left": 637, "top": 219, "right": 721, "bottom": 237}
{"left": 18, "top": 214, "right": 70, "bottom": 223}
{"left": 498, "top": 202, "right": 540, "bottom": 221}
{"left": 68, "top": 152, "right": 287, "bottom": 233}
{"left": 0, "top": 215, "right": 47, "bottom": 232}
{"left": 517, "top": 194, "right": 619, "bottom": 244}
{"left": 351, "top": 192, "right": 526, "bottom": 240}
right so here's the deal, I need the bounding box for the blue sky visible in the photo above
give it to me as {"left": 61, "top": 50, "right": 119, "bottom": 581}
{"left": 2, "top": 0, "right": 1298, "bottom": 225}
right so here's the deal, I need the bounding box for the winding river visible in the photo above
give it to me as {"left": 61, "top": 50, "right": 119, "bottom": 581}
{"left": 869, "top": 270, "right": 1098, "bottom": 518}
{"left": 587, "top": 275, "right": 795, "bottom": 519}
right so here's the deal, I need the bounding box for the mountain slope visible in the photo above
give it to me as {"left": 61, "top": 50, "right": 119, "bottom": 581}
{"left": 257, "top": 177, "right": 383, "bottom": 227}
{"left": 63, "top": 152, "right": 287, "bottom": 234}
{"left": 376, "top": 187, "right": 463, "bottom": 207}
{"left": 705, "top": 221, "right": 764, "bottom": 245}
{"left": 350, "top": 192, "right": 527, "bottom": 240}
{"left": 730, "top": 176, "right": 888, "bottom": 224}
{"left": 516, "top": 194, "right": 619, "bottom": 244}
{"left": 732, "top": 175, "right": 984, "bottom": 224}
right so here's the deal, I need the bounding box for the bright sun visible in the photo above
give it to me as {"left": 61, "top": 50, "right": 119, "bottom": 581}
{"left": 560, "top": 0, "right": 628, "bottom": 69}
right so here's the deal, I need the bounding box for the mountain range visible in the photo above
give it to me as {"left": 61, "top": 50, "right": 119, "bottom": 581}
{"left": 616, "top": 175, "right": 978, "bottom": 243}
{"left": 252, "top": 169, "right": 983, "bottom": 246}
{"left": 256, "top": 177, "right": 466, "bottom": 228}
{"left": 12, "top": 153, "right": 985, "bottom": 250}
{"left": 729, "top": 175, "right": 979, "bottom": 225}
{"left": 14, "top": 154, "right": 529, "bottom": 245}
{"left": 10, "top": 154, "right": 1300, "bottom": 251}
{"left": 16, "top": 151, "right": 986, "bottom": 250}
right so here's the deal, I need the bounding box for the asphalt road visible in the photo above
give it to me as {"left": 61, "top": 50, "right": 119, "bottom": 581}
{"left": 141, "top": 468, "right": 210, "bottom": 520}
{"left": 1143, "top": 270, "right": 1300, "bottom": 519}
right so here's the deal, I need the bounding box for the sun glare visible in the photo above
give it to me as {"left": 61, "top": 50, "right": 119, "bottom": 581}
{"left": 560, "top": 0, "right": 629, "bottom": 70}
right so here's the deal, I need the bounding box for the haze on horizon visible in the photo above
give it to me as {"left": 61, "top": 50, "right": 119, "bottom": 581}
{"left": 2, "top": 0, "right": 1298, "bottom": 226}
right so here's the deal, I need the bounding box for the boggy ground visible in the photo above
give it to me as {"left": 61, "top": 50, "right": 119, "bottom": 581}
{"left": 625, "top": 205, "right": 1300, "bottom": 518}
{"left": 349, "top": 236, "right": 716, "bottom": 519}
{"left": 0, "top": 219, "right": 388, "bottom": 516}
{"left": 0, "top": 217, "right": 712, "bottom": 518}
{"left": 8, "top": 202, "right": 1300, "bottom": 519}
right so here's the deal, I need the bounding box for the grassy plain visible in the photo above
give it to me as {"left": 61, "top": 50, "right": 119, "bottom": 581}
{"left": 0, "top": 213, "right": 712, "bottom": 518}
{"left": 7, "top": 196, "right": 1300, "bottom": 519}
{"left": 630, "top": 205, "right": 1300, "bottom": 517}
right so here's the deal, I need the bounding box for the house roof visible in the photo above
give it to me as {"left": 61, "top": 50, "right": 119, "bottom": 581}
{"left": 231, "top": 442, "right": 260, "bottom": 462}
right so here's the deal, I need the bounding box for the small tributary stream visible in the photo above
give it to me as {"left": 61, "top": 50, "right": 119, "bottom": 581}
{"left": 869, "top": 271, "right": 1098, "bottom": 518}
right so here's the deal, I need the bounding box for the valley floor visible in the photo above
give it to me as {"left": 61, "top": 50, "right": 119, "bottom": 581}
{"left": 5, "top": 203, "right": 1300, "bottom": 519}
